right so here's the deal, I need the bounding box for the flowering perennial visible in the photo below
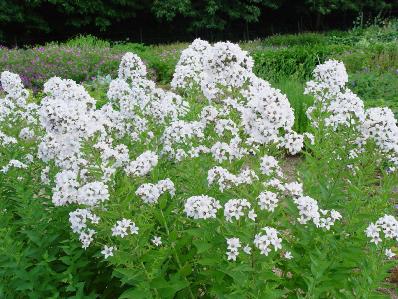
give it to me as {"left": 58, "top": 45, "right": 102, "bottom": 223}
{"left": 3, "top": 38, "right": 395, "bottom": 295}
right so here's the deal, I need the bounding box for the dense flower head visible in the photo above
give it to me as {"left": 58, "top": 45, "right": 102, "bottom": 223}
{"left": 136, "top": 178, "right": 175, "bottom": 204}
{"left": 118, "top": 52, "right": 147, "bottom": 82}
{"left": 224, "top": 198, "right": 254, "bottom": 222}
{"left": 171, "top": 38, "right": 211, "bottom": 90}
{"left": 69, "top": 208, "right": 100, "bottom": 234}
{"left": 77, "top": 181, "right": 109, "bottom": 206}
{"left": 257, "top": 191, "right": 279, "bottom": 212}
{"left": 111, "top": 218, "right": 139, "bottom": 238}
{"left": 184, "top": 195, "right": 221, "bottom": 219}
{"left": 125, "top": 151, "right": 158, "bottom": 176}
{"left": 305, "top": 59, "right": 365, "bottom": 129}
{"left": 40, "top": 77, "right": 100, "bottom": 136}
{"left": 366, "top": 215, "right": 398, "bottom": 244}
{"left": 207, "top": 166, "right": 258, "bottom": 192}
{"left": 226, "top": 237, "right": 242, "bottom": 261}
{"left": 312, "top": 60, "right": 348, "bottom": 89}
{"left": 254, "top": 227, "right": 282, "bottom": 256}
{"left": 360, "top": 107, "right": 398, "bottom": 165}
{"left": 260, "top": 155, "right": 281, "bottom": 176}
{"left": 1, "top": 70, "right": 29, "bottom": 100}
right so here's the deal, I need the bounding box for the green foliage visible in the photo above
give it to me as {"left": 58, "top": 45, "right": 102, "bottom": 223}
{"left": 253, "top": 44, "right": 349, "bottom": 82}
{"left": 263, "top": 32, "right": 328, "bottom": 47}
{"left": 152, "top": 0, "right": 282, "bottom": 31}
{"left": 0, "top": 147, "right": 123, "bottom": 298}
{"left": 349, "top": 71, "right": 398, "bottom": 115}
{"left": 274, "top": 79, "right": 313, "bottom": 133}
{"left": 0, "top": 0, "right": 148, "bottom": 36}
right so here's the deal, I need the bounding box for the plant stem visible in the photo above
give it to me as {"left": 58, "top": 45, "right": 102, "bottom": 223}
{"left": 160, "top": 209, "right": 195, "bottom": 299}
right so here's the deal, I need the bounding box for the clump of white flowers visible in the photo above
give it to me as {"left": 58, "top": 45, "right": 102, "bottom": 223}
{"left": 224, "top": 198, "right": 255, "bottom": 222}
{"left": 226, "top": 237, "right": 241, "bottom": 261}
{"left": 111, "top": 218, "right": 139, "bottom": 238}
{"left": 1, "top": 159, "right": 28, "bottom": 173}
{"left": 254, "top": 227, "right": 282, "bottom": 256}
{"left": 125, "top": 151, "right": 158, "bottom": 176}
{"left": 293, "top": 196, "right": 341, "bottom": 229}
{"left": 207, "top": 166, "right": 258, "bottom": 192}
{"left": 305, "top": 59, "right": 365, "bottom": 130}
{"left": 136, "top": 179, "right": 175, "bottom": 204}
{"left": 260, "top": 155, "right": 282, "bottom": 176}
{"left": 171, "top": 39, "right": 304, "bottom": 155}
{"left": 69, "top": 209, "right": 100, "bottom": 248}
{"left": 257, "top": 191, "right": 279, "bottom": 212}
{"left": 101, "top": 245, "right": 116, "bottom": 259}
{"left": 4, "top": 42, "right": 382, "bottom": 273}
{"left": 184, "top": 195, "right": 221, "bottom": 219}
{"left": 366, "top": 215, "right": 398, "bottom": 244}
{"left": 305, "top": 59, "right": 398, "bottom": 169}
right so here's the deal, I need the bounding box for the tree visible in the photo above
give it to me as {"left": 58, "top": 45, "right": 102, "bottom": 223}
{"left": 152, "top": 0, "right": 283, "bottom": 32}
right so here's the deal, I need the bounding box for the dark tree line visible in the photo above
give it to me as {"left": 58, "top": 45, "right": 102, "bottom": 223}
{"left": 0, "top": 0, "right": 397, "bottom": 45}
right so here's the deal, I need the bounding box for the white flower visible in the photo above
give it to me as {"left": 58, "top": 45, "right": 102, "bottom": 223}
{"left": 243, "top": 245, "right": 252, "bottom": 254}
{"left": 101, "top": 245, "right": 116, "bottom": 259}
{"left": 111, "top": 219, "right": 139, "bottom": 238}
{"left": 226, "top": 237, "right": 241, "bottom": 252}
{"left": 284, "top": 182, "right": 303, "bottom": 197}
{"left": 208, "top": 166, "right": 258, "bottom": 192}
{"left": 226, "top": 250, "right": 239, "bottom": 261}
{"left": 126, "top": 151, "right": 158, "bottom": 177}
{"left": 385, "top": 249, "right": 395, "bottom": 259}
{"left": 152, "top": 236, "right": 162, "bottom": 246}
{"left": 226, "top": 237, "right": 241, "bottom": 261}
{"left": 248, "top": 209, "right": 257, "bottom": 221}
{"left": 284, "top": 251, "right": 293, "bottom": 260}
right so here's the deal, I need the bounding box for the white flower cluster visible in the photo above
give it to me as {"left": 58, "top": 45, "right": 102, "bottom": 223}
{"left": 305, "top": 60, "right": 365, "bottom": 129}
{"left": 257, "top": 191, "right": 279, "bottom": 212}
{"left": 136, "top": 178, "right": 175, "bottom": 204}
{"left": 161, "top": 120, "right": 206, "bottom": 160}
{"left": 171, "top": 39, "right": 211, "bottom": 90}
{"left": 360, "top": 107, "right": 398, "bottom": 167}
{"left": 208, "top": 166, "right": 258, "bottom": 192}
{"left": 226, "top": 237, "right": 241, "bottom": 261}
{"left": 184, "top": 195, "right": 221, "bottom": 219}
{"left": 0, "top": 71, "right": 37, "bottom": 151}
{"left": 109, "top": 52, "right": 189, "bottom": 125}
{"left": 365, "top": 215, "right": 398, "bottom": 245}
{"left": 305, "top": 59, "right": 398, "bottom": 169}
{"left": 1, "top": 159, "right": 28, "bottom": 173}
{"left": 51, "top": 170, "right": 109, "bottom": 207}
{"left": 293, "top": 196, "right": 341, "bottom": 229}
{"left": 224, "top": 198, "right": 256, "bottom": 222}
{"left": 254, "top": 227, "right": 282, "bottom": 256}
{"left": 118, "top": 52, "right": 147, "bottom": 82}
{"left": 0, "top": 45, "right": 356, "bottom": 260}
{"left": 111, "top": 218, "right": 139, "bottom": 238}
{"left": 69, "top": 209, "right": 100, "bottom": 249}
{"left": 101, "top": 245, "right": 116, "bottom": 259}
{"left": 125, "top": 151, "right": 158, "bottom": 176}
{"left": 171, "top": 39, "right": 304, "bottom": 155}
{"left": 77, "top": 181, "right": 110, "bottom": 206}
{"left": 260, "top": 155, "right": 282, "bottom": 176}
